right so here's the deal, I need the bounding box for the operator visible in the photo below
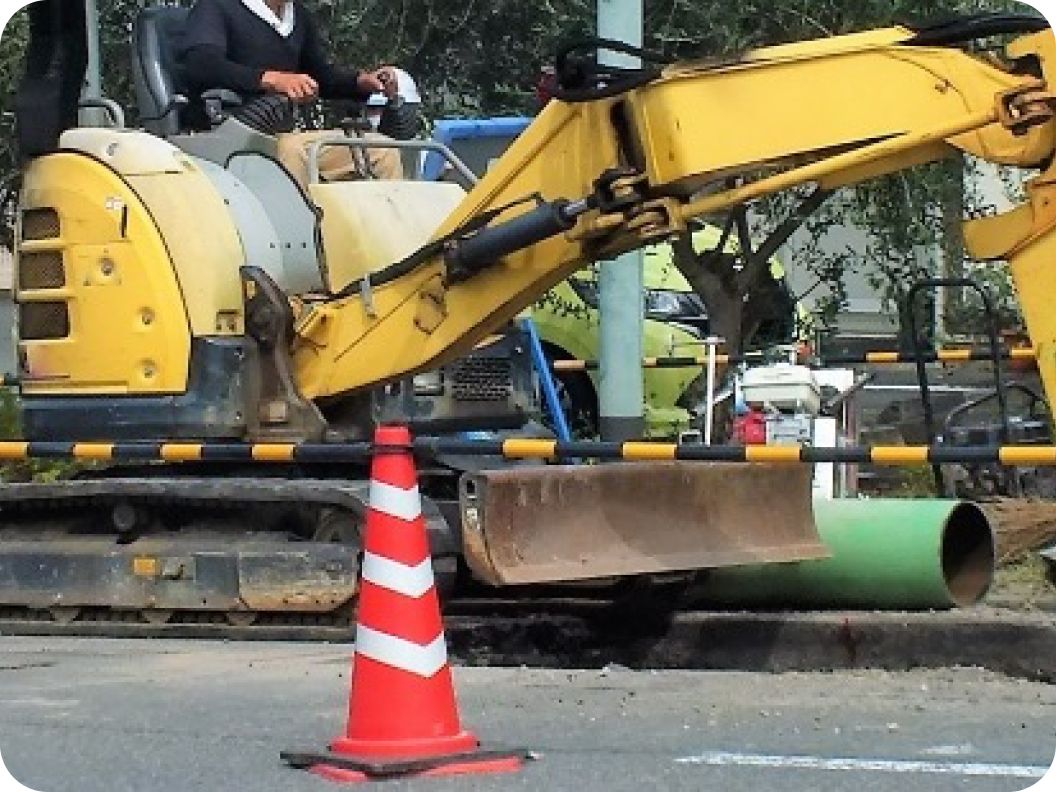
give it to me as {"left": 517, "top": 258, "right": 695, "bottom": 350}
{"left": 178, "top": 0, "right": 405, "bottom": 188}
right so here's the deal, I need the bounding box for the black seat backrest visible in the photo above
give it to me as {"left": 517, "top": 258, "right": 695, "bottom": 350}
{"left": 131, "top": 6, "right": 190, "bottom": 137}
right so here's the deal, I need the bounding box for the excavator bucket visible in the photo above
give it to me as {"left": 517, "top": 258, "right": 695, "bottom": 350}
{"left": 458, "top": 461, "right": 828, "bottom": 586}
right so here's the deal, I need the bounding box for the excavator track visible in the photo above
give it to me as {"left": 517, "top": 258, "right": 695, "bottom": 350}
{"left": 0, "top": 475, "right": 461, "bottom": 633}
{"left": 0, "top": 467, "right": 696, "bottom": 643}
{"left": 0, "top": 589, "right": 685, "bottom": 646}
{"left": 0, "top": 463, "right": 792, "bottom": 641}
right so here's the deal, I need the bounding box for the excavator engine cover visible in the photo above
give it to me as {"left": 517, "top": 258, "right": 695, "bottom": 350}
{"left": 458, "top": 461, "right": 827, "bottom": 586}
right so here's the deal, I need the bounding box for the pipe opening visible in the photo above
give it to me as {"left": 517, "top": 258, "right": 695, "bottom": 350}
{"left": 941, "top": 501, "right": 997, "bottom": 607}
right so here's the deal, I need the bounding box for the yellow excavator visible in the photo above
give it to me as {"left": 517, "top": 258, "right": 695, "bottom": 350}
{"left": 3, "top": 3, "right": 1055, "bottom": 626}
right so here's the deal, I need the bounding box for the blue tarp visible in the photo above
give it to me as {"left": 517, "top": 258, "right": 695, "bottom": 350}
{"left": 422, "top": 116, "right": 532, "bottom": 180}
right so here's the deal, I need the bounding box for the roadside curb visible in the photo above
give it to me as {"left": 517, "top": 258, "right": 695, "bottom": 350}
{"left": 445, "top": 607, "right": 1056, "bottom": 682}
{"left": 2, "top": 607, "right": 1051, "bottom": 682}
{"left": 618, "top": 609, "right": 1056, "bottom": 682}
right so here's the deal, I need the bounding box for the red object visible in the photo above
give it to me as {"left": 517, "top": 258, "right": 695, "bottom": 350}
{"left": 282, "top": 423, "right": 524, "bottom": 782}
{"left": 732, "top": 409, "right": 767, "bottom": 445}
{"left": 535, "top": 67, "right": 558, "bottom": 109}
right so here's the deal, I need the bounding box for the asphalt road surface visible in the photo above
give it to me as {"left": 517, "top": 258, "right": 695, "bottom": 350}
{"left": 0, "top": 638, "right": 1053, "bottom": 792}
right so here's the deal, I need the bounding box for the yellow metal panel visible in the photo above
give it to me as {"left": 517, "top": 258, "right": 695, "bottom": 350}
{"left": 713, "top": 26, "right": 913, "bottom": 63}
{"left": 132, "top": 557, "right": 159, "bottom": 577}
{"left": 1005, "top": 224, "right": 1056, "bottom": 410}
{"left": 311, "top": 180, "right": 467, "bottom": 292}
{"left": 634, "top": 46, "right": 1044, "bottom": 196}
{"left": 18, "top": 154, "right": 191, "bottom": 393}
{"left": 59, "top": 128, "right": 188, "bottom": 175}
{"left": 59, "top": 129, "right": 245, "bottom": 334}
{"left": 964, "top": 203, "right": 1036, "bottom": 260}
{"left": 125, "top": 169, "right": 245, "bottom": 335}
{"left": 816, "top": 142, "right": 956, "bottom": 191}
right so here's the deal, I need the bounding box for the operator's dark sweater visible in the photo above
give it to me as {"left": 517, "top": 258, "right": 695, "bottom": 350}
{"left": 178, "top": 0, "right": 370, "bottom": 103}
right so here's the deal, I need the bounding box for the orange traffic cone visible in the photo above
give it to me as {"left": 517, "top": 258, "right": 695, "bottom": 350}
{"left": 282, "top": 424, "right": 526, "bottom": 782}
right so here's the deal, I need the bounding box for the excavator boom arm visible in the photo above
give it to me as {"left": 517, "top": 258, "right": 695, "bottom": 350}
{"left": 292, "top": 21, "right": 1056, "bottom": 401}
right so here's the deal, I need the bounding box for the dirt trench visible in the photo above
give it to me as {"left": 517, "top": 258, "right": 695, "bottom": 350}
{"left": 980, "top": 497, "right": 1056, "bottom": 610}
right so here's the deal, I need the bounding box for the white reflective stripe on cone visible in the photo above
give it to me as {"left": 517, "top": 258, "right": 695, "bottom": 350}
{"left": 361, "top": 552, "right": 435, "bottom": 597}
{"left": 368, "top": 480, "right": 423, "bottom": 522}
{"left": 354, "top": 624, "right": 448, "bottom": 677}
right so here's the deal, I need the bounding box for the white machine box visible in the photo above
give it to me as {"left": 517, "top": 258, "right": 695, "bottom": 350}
{"left": 740, "top": 363, "right": 821, "bottom": 414}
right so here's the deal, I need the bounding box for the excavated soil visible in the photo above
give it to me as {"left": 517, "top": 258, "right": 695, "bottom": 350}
{"left": 979, "top": 497, "right": 1056, "bottom": 610}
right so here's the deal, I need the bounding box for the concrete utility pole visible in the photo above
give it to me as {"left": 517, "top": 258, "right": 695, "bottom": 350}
{"left": 596, "top": 0, "right": 645, "bottom": 442}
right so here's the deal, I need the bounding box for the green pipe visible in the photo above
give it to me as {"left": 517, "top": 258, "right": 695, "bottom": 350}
{"left": 690, "top": 498, "right": 995, "bottom": 610}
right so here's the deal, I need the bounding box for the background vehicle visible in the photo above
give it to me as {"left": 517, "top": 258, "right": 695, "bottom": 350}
{"left": 2, "top": 3, "right": 1054, "bottom": 626}
{"left": 533, "top": 222, "right": 802, "bottom": 438}
{"left": 532, "top": 254, "right": 708, "bottom": 438}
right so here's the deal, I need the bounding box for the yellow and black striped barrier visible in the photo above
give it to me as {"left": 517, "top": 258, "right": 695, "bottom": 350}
{"left": 422, "top": 438, "right": 1056, "bottom": 465}
{"left": 0, "top": 347, "right": 1034, "bottom": 388}
{"left": 2, "top": 439, "right": 1055, "bottom": 465}
{"left": 0, "top": 440, "right": 376, "bottom": 463}
{"left": 837, "top": 347, "right": 1036, "bottom": 365}
{"left": 550, "top": 347, "right": 1037, "bottom": 371}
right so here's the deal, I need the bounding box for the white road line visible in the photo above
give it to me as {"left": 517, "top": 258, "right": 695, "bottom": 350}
{"left": 674, "top": 751, "right": 1051, "bottom": 779}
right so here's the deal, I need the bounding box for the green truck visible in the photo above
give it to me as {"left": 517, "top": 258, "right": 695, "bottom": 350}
{"left": 532, "top": 251, "right": 708, "bottom": 438}
{"left": 532, "top": 224, "right": 798, "bottom": 438}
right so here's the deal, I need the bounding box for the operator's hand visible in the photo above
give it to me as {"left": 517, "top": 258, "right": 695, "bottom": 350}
{"left": 261, "top": 70, "right": 319, "bottom": 102}
{"left": 358, "top": 66, "right": 399, "bottom": 99}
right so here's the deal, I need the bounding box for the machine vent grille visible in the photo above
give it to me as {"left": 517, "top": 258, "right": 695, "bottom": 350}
{"left": 21, "top": 208, "right": 60, "bottom": 241}
{"left": 21, "top": 302, "right": 70, "bottom": 340}
{"left": 19, "top": 250, "right": 65, "bottom": 290}
{"left": 449, "top": 356, "right": 513, "bottom": 402}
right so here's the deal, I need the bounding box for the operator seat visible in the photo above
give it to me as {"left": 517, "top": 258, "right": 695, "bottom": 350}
{"left": 131, "top": 5, "right": 190, "bottom": 137}
{"left": 128, "top": 6, "right": 326, "bottom": 296}
{"left": 126, "top": 6, "right": 465, "bottom": 298}
{"left": 132, "top": 5, "right": 247, "bottom": 139}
